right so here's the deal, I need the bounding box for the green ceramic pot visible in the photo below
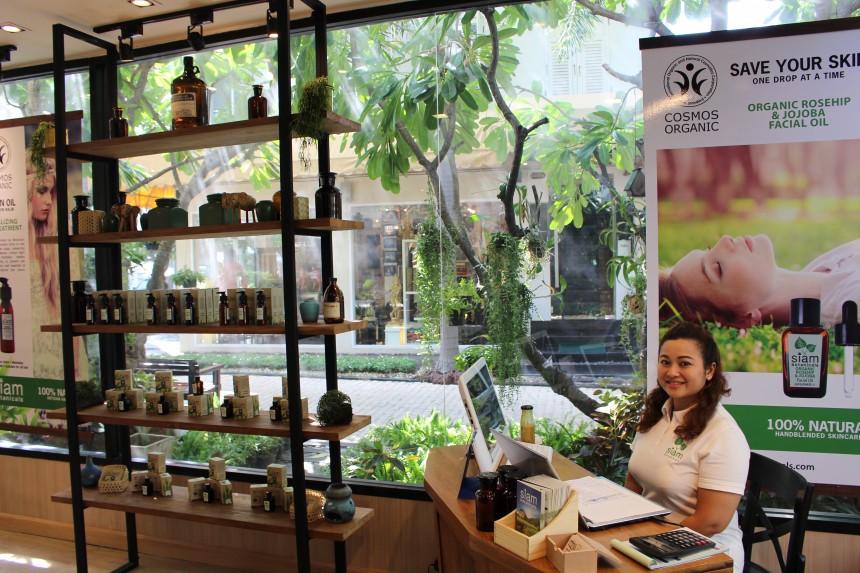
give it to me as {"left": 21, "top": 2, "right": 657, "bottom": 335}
{"left": 255, "top": 199, "right": 277, "bottom": 222}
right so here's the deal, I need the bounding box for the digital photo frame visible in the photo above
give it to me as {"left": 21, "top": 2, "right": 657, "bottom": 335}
{"left": 457, "top": 357, "right": 507, "bottom": 473}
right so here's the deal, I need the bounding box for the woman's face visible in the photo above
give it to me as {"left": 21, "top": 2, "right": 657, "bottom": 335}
{"left": 30, "top": 173, "right": 55, "bottom": 223}
{"left": 658, "top": 338, "right": 716, "bottom": 411}
{"left": 671, "top": 234, "right": 776, "bottom": 322}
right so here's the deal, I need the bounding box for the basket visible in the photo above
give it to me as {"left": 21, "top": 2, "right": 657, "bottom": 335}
{"left": 98, "top": 464, "right": 130, "bottom": 494}
{"left": 289, "top": 489, "right": 325, "bottom": 522}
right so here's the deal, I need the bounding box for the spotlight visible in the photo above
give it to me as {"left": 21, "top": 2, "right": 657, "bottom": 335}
{"left": 266, "top": 10, "right": 278, "bottom": 38}
{"left": 187, "top": 9, "right": 213, "bottom": 52}
{"left": 118, "top": 37, "right": 134, "bottom": 63}
{"left": 0, "top": 45, "right": 15, "bottom": 80}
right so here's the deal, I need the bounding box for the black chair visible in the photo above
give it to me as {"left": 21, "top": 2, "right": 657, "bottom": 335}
{"left": 740, "top": 452, "right": 815, "bottom": 573}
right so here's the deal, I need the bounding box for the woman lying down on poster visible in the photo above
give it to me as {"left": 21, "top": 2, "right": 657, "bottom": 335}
{"left": 659, "top": 234, "right": 860, "bottom": 328}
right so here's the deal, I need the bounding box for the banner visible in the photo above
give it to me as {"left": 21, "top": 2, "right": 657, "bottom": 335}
{"left": 0, "top": 115, "right": 85, "bottom": 428}
{"left": 642, "top": 21, "right": 860, "bottom": 486}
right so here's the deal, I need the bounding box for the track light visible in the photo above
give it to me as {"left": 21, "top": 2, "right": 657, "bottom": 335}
{"left": 266, "top": 10, "right": 278, "bottom": 38}
{"left": 0, "top": 45, "right": 16, "bottom": 80}
{"left": 187, "top": 9, "right": 213, "bottom": 52}
{"left": 116, "top": 23, "right": 141, "bottom": 63}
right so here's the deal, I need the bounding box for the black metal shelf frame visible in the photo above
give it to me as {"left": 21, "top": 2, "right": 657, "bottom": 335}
{"left": 51, "top": 1, "right": 349, "bottom": 571}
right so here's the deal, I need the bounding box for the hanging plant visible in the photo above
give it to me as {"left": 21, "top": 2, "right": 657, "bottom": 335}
{"left": 292, "top": 76, "right": 333, "bottom": 170}
{"left": 28, "top": 121, "right": 55, "bottom": 185}
{"left": 485, "top": 231, "right": 533, "bottom": 393}
{"left": 414, "top": 215, "right": 455, "bottom": 350}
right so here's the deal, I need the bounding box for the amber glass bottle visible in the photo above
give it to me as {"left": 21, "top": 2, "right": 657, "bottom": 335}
{"left": 218, "top": 291, "right": 230, "bottom": 326}
{"left": 475, "top": 472, "right": 498, "bottom": 532}
{"left": 165, "top": 292, "right": 178, "bottom": 325}
{"left": 248, "top": 84, "right": 268, "bottom": 119}
{"left": 783, "top": 298, "right": 829, "bottom": 398}
{"left": 323, "top": 278, "right": 345, "bottom": 324}
{"left": 171, "top": 56, "right": 208, "bottom": 130}
{"left": 146, "top": 293, "right": 158, "bottom": 325}
{"left": 99, "top": 293, "right": 112, "bottom": 325}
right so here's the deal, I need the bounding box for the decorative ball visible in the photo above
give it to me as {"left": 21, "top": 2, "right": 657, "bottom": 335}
{"left": 316, "top": 390, "right": 353, "bottom": 426}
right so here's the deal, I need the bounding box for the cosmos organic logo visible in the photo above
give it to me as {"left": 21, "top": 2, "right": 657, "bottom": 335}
{"left": 0, "top": 136, "right": 10, "bottom": 173}
{"left": 664, "top": 54, "right": 718, "bottom": 107}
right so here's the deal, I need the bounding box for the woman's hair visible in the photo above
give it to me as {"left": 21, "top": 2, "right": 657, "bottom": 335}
{"left": 659, "top": 268, "right": 748, "bottom": 328}
{"left": 27, "top": 170, "right": 60, "bottom": 319}
{"left": 637, "top": 320, "right": 731, "bottom": 441}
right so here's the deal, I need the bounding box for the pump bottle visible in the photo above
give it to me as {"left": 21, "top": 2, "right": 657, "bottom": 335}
{"left": 218, "top": 291, "right": 230, "bottom": 326}
{"left": 184, "top": 292, "right": 197, "bottom": 325}
{"left": 256, "top": 290, "right": 268, "bottom": 325}
{"left": 146, "top": 293, "right": 158, "bottom": 325}
{"left": 165, "top": 292, "right": 178, "bottom": 325}
{"left": 237, "top": 290, "right": 249, "bottom": 326}
{"left": 99, "top": 293, "right": 112, "bottom": 325}
{"left": 0, "top": 278, "right": 13, "bottom": 353}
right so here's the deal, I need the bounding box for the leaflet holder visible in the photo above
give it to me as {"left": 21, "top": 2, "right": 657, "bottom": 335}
{"left": 457, "top": 432, "right": 481, "bottom": 499}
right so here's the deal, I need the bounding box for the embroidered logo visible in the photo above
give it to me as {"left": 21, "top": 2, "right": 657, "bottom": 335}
{"left": 665, "top": 437, "right": 688, "bottom": 461}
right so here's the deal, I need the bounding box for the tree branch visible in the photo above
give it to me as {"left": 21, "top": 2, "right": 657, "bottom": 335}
{"left": 602, "top": 64, "right": 642, "bottom": 89}
{"left": 573, "top": 0, "right": 674, "bottom": 36}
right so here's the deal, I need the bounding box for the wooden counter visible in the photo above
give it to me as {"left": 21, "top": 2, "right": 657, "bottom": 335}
{"left": 424, "top": 446, "right": 733, "bottom": 573}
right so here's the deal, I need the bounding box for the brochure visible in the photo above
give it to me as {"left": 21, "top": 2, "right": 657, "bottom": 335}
{"left": 565, "top": 476, "right": 670, "bottom": 529}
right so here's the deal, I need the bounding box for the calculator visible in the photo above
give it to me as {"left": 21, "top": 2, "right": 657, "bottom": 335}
{"left": 629, "top": 528, "right": 716, "bottom": 559}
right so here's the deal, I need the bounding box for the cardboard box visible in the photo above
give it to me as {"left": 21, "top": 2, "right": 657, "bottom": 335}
{"left": 187, "top": 477, "right": 206, "bottom": 501}
{"left": 155, "top": 472, "right": 173, "bottom": 496}
{"left": 231, "top": 394, "right": 259, "bottom": 420}
{"left": 126, "top": 389, "right": 144, "bottom": 410}
{"left": 249, "top": 484, "right": 269, "bottom": 507}
{"left": 275, "top": 396, "right": 309, "bottom": 420}
{"left": 130, "top": 470, "right": 148, "bottom": 493}
{"left": 165, "top": 391, "right": 184, "bottom": 413}
{"left": 187, "top": 393, "right": 214, "bottom": 417}
{"left": 546, "top": 534, "right": 598, "bottom": 573}
{"left": 114, "top": 369, "right": 133, "bottom": 390}
{"left": 147, "top": 452, "right": 166, "bottom": 474}
{"left": 133, "top": 290, "right": 147, "bottom": 324}
{"left": 206, "top": 287, "right": 219, "bottom": 324}
{"left": 267, "top": 463, "right": 288, "bottom": 488}
{"left": 232, "top": 375, "right": 251, "bottom": 398}
{"left": 144, "top": 392, "right": 161, "bottom": 414}
{"left": 209, "top": 457, "right": 227, "bottom": 481}
{"left": 154, "top": 370, "right": 174, "bottom": 393}
{"left": 107, "top": 388, "right": 143, "bottom": 411}
{"left": 208, "top": 479, "right": 233, "bottom": 505}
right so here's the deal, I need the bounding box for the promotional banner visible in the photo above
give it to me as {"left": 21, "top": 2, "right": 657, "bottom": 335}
{"left": 642, "top": 21, "right": 860, "bottom": 486}
{"left": 0, "top": 116, "right": 85, "bottom": 428}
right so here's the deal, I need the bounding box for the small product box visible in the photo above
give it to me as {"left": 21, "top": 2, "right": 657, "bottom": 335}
{"left": 125, "top": 389, "right": 145, "bottom": 410}
{"left": 211, "top": 479, "right": 233, "bottom": 505}
{"left": 105, "top": 389, "right": 123, "bottom": 411}
{"left": 267, "top": 463, "right": 288, "bottom": 488}
{"left": 114, "top": 369, "right": 133, "bottom": 390}
{"left": 282, "top": 486, "right": 294, "bottom": 512}
{"left": 232, "top": 375, "right": 251, "bottom": 397}
{"left": 147, "top": 452, "right": 166, "bottom": 474}
{"left": 209, "top": 457, "right": 227, "bottom": 481}
{"left": 206, "top": 287, "right": 219, "bottom": 324}
{"left": 133, "top": 290, "right": 147, "bottom": 324}
{"left": 155, "top": 473, "right": 173, "bottom": 497}
{"left": 187, "top": 477, "right": 206, "bottom": 501}
{"left": 249, "top": 484, "right": 269, "bottom": 507}
{"left": 187, "top": 393, "right": 214, "bottom": 417}
{"left": 232, "top": 394, "right": 260, "bottom": 420}
{"left": 154, "top": 370, "right": 174, "bottom": 393}
{"left": 273, "top": 287, "right": 285, "bottom": 324}
{"left": 165, "top": 390, "right": 184, "bottom": 413}
{"left": 144, "top": 392, "right": 162, "bottom": 414}
{"left": 130, "top": 470, "right": 148, "bottom": 493}
{"left": 546, "top": 534, "right": 602, "bottom": 573}
{"left": 275, "top": 396, "right": 309, "bottom": 420}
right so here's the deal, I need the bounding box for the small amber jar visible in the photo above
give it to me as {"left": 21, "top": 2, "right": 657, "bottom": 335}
{"left": 495, "top": 465, "right": 518, "bottom": 519}
{"left": 475, "top": 472, "right": 498, "bottom": 532}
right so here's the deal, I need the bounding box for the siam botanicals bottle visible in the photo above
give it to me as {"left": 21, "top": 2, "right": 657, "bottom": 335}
{"left": 783, "top": 298, "right": 829, "bottom": 398}
{"left": 146, "top": 293, "right": 158, "bottom": 325}
{"left": 0, "top": 278, "right": 13, "bottom": 353}
{"left": 218, "top": 291, "right": 230, "bottom": 326}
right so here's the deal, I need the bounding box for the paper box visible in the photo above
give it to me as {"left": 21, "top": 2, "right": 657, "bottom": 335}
{"left": 494, "top": 491, "right": 579, "bottom": 561}
{"left": 231, "top": 394, "right": 260, "bottom": 420}
{"left": 132, "top": 290, "right": 147, "bottom": 324}
{"left": 232, "top": 375, "right": 251, "bottom": 397}
{"left": 187, "top": 477, "right": 206, "bottom": 501}
{"left": 165, "top": 391, "right": 184, "bottom": 413}
{"left": 144, "top": 392, "right": 161, "bottom": 414}
{"left": 105, "top": 389, "right": 122, "bottom": 411}
{"left": 275, "top": 396, "right": 309, "bottom": 420}
{"left": 250, "top": 484, "right": 269, "bottom": 507}
{"left": 209, "top": 457, "right": 227, "bottom": 481}
{"left": 114, "top": 369, "right": 133, "bottom": 390}
{"left": 155, "top": 472, "right": 173, "bottom": 496}
{"left": 154, "top": 370, "right": 174, "bottom": 393}
{"left": 125, "top": 389, "right": 144, "bottom": 410}
{"left": 147, "top": 452, "right": 166, "bottom": 474}
{"left": 187, "top": 393, "right": 214, "bottom": 417}
{"left": 208, "top": 479, "right": 232, "bottom": 505}
{"left": 130, "top": 470, "right": 148, "bottom": 493}
{"left": 546, "top": 534, "right": 597, "bottom": 573}
{"left": 267, "top": 463, "right": 288, "bottom": 488}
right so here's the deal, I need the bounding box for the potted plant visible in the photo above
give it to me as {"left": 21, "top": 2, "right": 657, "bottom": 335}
{"left": 28, "top": 121, "right": 55, "bottom": 185}
{"left": 171, "top": 266, "right": 206, "bottom": 288}
{"left": 292, "top": 76, "right": 333, "bottom": 170}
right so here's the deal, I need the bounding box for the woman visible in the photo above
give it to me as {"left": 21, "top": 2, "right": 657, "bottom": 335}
{"left": 660, "top": 234, "right": 860, "bottom": 328}
{"left": 626, "top": 321, "right": 750, "bottom": 572}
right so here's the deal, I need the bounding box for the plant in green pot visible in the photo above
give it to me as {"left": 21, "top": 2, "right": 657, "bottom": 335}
{"left": 172, "top": 266, "right": 206, "bottom": 288}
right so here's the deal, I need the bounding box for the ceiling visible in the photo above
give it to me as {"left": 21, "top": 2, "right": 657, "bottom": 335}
{"left": 0, "top": 0, "right": 409, "bottom": 74}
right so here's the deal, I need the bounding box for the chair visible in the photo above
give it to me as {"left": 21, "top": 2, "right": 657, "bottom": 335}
{"left": 740, "top": 452, "right": 815, "bottom": 573}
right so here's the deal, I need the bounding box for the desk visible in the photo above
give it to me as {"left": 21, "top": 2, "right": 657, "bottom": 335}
{"left": 424, "top": 446, "right": 732, "bottom": 573}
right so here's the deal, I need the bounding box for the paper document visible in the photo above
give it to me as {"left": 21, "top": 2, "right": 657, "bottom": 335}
{"left": 566, "top": 476, "right": 669, "bottom": 529}
{"left": 490, "top": 428, "right": 559, "bottom": 478}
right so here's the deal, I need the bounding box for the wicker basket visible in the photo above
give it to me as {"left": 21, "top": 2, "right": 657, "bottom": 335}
{"left": 289, "top": 489, "right": 325, "bottom": 522}
{"left": 293, "top": 195, "right": 309, "bottom": 220}
{"left": 78, "top": 210, "right": 104, "bottom": 235}
{"left": 98, "top": 464, "right": 130, "bottom": 494}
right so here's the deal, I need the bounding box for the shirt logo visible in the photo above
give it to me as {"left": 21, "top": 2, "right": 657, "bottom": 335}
{"left": 665, "top": 437, "right": 688, "bottom": 461}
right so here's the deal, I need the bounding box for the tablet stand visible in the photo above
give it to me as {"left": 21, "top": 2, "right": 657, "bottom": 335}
{"left": 457, "top": 433, "right": 481, "bottom": 499}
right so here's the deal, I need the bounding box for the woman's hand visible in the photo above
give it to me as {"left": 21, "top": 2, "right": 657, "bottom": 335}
{"left": 680, "top": 488, "right": 742, "bottom": 537}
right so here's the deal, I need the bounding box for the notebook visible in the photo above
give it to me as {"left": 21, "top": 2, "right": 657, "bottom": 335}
{"left": 566, "top": 476, "right": 670, "bottom": 529}
{"left": 610, "top": 533, "right": 728, "bottom": 570}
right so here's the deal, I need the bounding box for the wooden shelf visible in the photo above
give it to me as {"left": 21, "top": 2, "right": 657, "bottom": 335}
{"left": 46, "top": 405, "right": 371, "bottom": 441}
{"left": 35, "top": 218, "right": 364, "bottom": 245}
{"left": 51, "top": 487, "right": 373, "bottom": 542}
{"left": 40, "top": 320, "right": 367, "bottom": 337}
{"left": 50, "top": 112, "right": 360, "bottom": 161}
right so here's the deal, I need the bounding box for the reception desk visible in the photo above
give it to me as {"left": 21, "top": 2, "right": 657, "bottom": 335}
{"left": 424, "top": 446, "right": 733, "bottom": 573}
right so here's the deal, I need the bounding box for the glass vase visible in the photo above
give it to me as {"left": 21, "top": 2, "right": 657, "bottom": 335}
{"left": 80, "top": 455, "right": 102, "bottom": 488}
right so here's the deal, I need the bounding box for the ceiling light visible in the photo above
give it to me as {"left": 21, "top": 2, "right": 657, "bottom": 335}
{"left": 120, "top": 23, "right": 143, "bottom": 39}
{"left": 0, "top": 23, "right": 26, "bottom": 33}
{"left": 118, "top": 37, "right": 134, "bottom": 63}
{"left": 128, "top": 0, "right": 157, "bottom": 6}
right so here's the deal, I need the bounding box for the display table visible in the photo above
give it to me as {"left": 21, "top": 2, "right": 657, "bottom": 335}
{"left": 424, "top": 446, "right": 733, "bottom": 573}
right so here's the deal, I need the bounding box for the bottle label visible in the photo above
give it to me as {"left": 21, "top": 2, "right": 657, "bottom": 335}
{"left": 166, "top": 308, "right": 174, "bottom": 321}
{"left": 786, "top": 333, "right": 824, "bottom": 389}
{"left": 147, "top": 308, "right": 156, "bottom": 322}
{"left": 257, "top": 308, "right": 264, "bottom": 321}
{"left": 157, "top": 403, "right": 164, "bottom": 414}
{"left": 239, "top": 308, "right": 246, "bottom": 322}
{"left": 171, "top": 93, "right": 197, "bottom": 118}
{"left": 1, "top": 315, "right": 11, "bottom": 341}
{"left": 100, "top": 308, "right": 108, "bottom": 321}
{"left": 114, "top": 308, "right": 122, "bottom": 322}
{"left": 323, "top": 302, "right": 342, "bottom": 320}
{"left": 223, "top": 308, "right": 230, "bottom": 322}
{"left": 86, "top": 308, "right": 94, "bottom": 322}
{"left": 185, "top": 308, "right": 192, "bottom": 322}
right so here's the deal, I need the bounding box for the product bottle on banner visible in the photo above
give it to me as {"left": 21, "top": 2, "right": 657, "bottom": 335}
{"left": 0, "top": 278, "right": 13, "bottom": 353}
{"left": 783, "top": 297, "right": 829, "bottom": 398}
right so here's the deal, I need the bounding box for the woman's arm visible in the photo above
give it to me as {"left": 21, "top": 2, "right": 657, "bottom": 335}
{"left": 680, "top": 488, "right": 742, "bottom": 537}
{"left": 624, "top": 472, "right": 643, "bottom": 495}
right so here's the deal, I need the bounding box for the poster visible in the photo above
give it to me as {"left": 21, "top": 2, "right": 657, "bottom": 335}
{"left": 641, "top": 21, "right": 860, "bottom": 486}
{"left": 0, "top": 116, "right": 85, "bottom": 428}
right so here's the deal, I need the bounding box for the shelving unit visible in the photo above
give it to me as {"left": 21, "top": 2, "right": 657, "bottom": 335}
{"left": 50, "top": 2, "right": 366, "bottom": 572}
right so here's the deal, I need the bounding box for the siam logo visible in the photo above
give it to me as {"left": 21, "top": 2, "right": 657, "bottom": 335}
{"left": 0, "top": 136, "right": 10, "bottom": 173}
{"left": 664, "top": 55, "right": 718, "bottom": 107}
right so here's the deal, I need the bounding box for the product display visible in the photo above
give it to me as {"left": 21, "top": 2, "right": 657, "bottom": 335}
{"left": 322, "top": 277, "right": 345, "bottom": 324}
{"left": 171, "top": 56, "right": 208, "bottom": 129}
{"left": 783, "top": 297, "right": 829, "bottom": 398}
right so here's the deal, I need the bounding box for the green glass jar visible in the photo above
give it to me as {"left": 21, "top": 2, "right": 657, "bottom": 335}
{"left": 169, "top": 201, "right": 188, "bottom": 228}
{"left": 147, "top": 198, "right": 178, "bottom": 230}
{"left": 199, "top": 193, "right": 223, "bottom": 226}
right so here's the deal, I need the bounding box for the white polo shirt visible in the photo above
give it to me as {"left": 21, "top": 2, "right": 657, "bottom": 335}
{"left": 629, "top": 400, "right": 750, "bottom": 572}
